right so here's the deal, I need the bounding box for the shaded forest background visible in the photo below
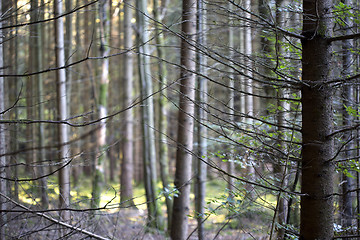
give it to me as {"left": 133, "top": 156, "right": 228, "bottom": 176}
{"left": 0, "top": 0, "right": 359, "bottom": 239}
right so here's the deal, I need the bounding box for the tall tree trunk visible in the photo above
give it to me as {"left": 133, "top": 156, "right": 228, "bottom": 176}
{"left": 91, "top": 0, "right": 110, "bottom": 210}
{"left": 340, "top": 0, "right": 353, "bottom": 228}
{"left": 26, "top": 0, "right": 36, "bottom": 175}
{"left": 300, "top": 0, "right": 334, "bottom": 239}
{"left": 120, "top": 0, "right": 135, "bottom": 206}
{"left": 195, "top": 0, "right": 207, "bottom": 239}
{"left": 136, "top": 0, "right": 163, "bottom": 229}
{"left": 54, "top": 0, "right": 71, "bottom": 221}
{"left": 244, "top": 0, "right": 253, "bottom": 118}
{"left": 0, "top": 1, "right": 7, "bottom": 238}
{"left": 273, "top": 1, "right": 289, "bottom": 238}
{"left": 170, "top": 0, "right": 197, "bottom": 238}
{"left": 9, "top": 0, "right": 19, "bottom": 202}
{"left": 227, "top": 1, "right": 235, "bottom": 198}
{"left": 34, "top": 0, "right": 49, "bottom": 208}
{"left": 243, "top": 0, "right": 255, "bottom": 196}
{"left": 65, "top": 0, "right": 73, "bottom": 112}
{"left": 153, "top": 0, "right": 172, "bottom": 229}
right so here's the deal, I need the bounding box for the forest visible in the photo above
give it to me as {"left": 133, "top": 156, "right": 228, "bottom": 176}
{"left": 0, "top": 0, "right": 359, "bottom": 239}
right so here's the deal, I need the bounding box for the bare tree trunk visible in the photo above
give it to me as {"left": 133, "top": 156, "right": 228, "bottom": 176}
{"left": 195, "top": 0, "right": 207, "bottom": 238}
{"left": 91, "top": 0, "right": 110, "bottom": 210}
{"left": 0, "top": 1, "right": 7, "bottom": 238}
{"left": 244, "top": 0, "right": 253, "bottom": 118}
{"left": 170, "top": 0, "right": 197, "bottom": 238}
{"left": 357, "top": 86, "right": 360, "bottom": 233}
{"left": 35, "top": 0, "right": 49, "bottom": 208}
{"left": 120, "top": 0, "right": 135, "bottom": 206}
{"left": 54, "top": 0, "right": 71, "bottom": 221}
{"left": 227, "top": 0, "right": 235, "bottom": 199}
{"left": 340, "top": 0, "right": 354, "bottom": 228}
{"left": 153, "top": 0, "right": 172, "bottom": 230}
{"left": 136, "top": 0, "right": 163, "bottom": 229}
{"left": 65, "top": 0, "right": 73, "bottom": 111}
{"left": 300, "top": 0, "right": 334, "bottom": 238}
{"left": 9, "top": 0, "right": 19, "bottom": 203}
{"left": 273, "top": 1, "right": 289, "bottom": 238}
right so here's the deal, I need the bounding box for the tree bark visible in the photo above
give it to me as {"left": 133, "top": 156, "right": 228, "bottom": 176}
{"left": 34, "top": 0, "right": 49, "bottom": 209}
{"left": 340, "top": 0, "right": 354, "bottom": 228}
{"left": 91, "top": 0, "right": 110, "bottom": 210}
{"left": 153, "top": 0, "right": 173, "bottom": 229}
{"left": 0, "top": 1, "right": 7, "bottom": 238}
{"left": 120, "top": 0, "right": 135, "bottom": 206}
{"left": 195, "top": 0, "right": 207, "bottom": 238}
{"left": 300, "top": 0, "right": 334, "bottom": 239}
{"left": 54, "top": 0, "right": 71, "bottom": 221}
{"left": 136, "top": 0, "right": 163, "bottom": 229}
{"left": 227, "top": 1, "right": 235, "bottom": 199}
{"left": 170, "top": 0, "right": 197, "bottom": 238}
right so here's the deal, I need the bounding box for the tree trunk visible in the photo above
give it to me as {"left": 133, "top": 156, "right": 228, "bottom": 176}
{"left": 8, "top": 0, "right": 19, "bottom": 203}
{"left": 120, "top": 0, "right": 135, "bottom": 206}
{"left": 153, "top": 0, "right": 172, "bottom": 230}
{"left": 54, "top": 0, "right": 71, "bottom": 221}
{"left": 227, "top": 1, "right": 235, "bottom": 198}
{"left": 244, "top": 0, "right": 253, "bottom": 118}
{"left": 136, "top": 0, "right": 163, "bottom": 229}
{"left": 273, "top": 1, "right": 289, "bottom": 238}
{"left": 300, "top": 0, "right": 334, "bottom": 239}
{"left": 170, "top": 0, "right": 197, "bottom": 238}
{"left": 195, "top": 0, "right": 207, "bottom": 239}
{"left": 34, "top": 0, "right": 49, "bottom": 208}
{"left": 0, "top": 1, "right": 7, "bottom": 238}
{"left": 91, "top": 0, "right": 110, "bottom": 210}
{"left": 340, "top": 0, "right": 353, "bottom": 228}
{"left": 65, "top": 0, "right": 73, "bottom": 112}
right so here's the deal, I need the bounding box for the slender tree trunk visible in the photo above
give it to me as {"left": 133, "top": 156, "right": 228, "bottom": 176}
{"left": 136, "top": 0, "right": 163, "bottom": 229}
{"left": 243, "top": 0, "right": 255, "bottom": 196}
{"left": 120, "top": 0, "right": 135, "bottom": 205}
{"left": 300, "top": 0, "right": 334, "bottom": 239}
{"left": 195, "top": 0, "right": 207, "bottom": 239}
{"left": 26, "top": 0, "right": 36, "bottom": 175}
{"left": 244, "top": 0, "right": 253, "bottom": 118}
{"left": 0, "top": 1, "right": 7, "bottom": 237}
{"left": 340, "top": 0, "right": 353, "bottom": 228}
{"left": 35, "top": 0, "right": 49, "bottom": 208}
{"left": 356, "top": 86, "right": 360, "bottom": 233}
{"left": 153, "top": 0, "right": 172, "bottom": 229}
{"left": 227, "top": 1, "right": 235, "bottom": 198}
{"left": 91, "top": 0, "right": 110, "bottom": 209}
{"left": 65, "top": 0, "right": 73, "bottom": 111}
{"left": 54, "top": 0, "right": 71, "bottom": 221}
{"left": 273, "top": 1, "right": 289, "bottom": 238}
{"left": 8, "top": 0, "right": 19, "bottom": 202}
{"left": 170, "top": 0, "right": 197, "bottom": 238}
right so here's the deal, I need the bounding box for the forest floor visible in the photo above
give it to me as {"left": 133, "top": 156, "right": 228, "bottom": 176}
{"left": 8, "top": 176, "right": 270, "bottom": 239}
{"left": 6, "top": 203, "right": 268, "bottom": 239}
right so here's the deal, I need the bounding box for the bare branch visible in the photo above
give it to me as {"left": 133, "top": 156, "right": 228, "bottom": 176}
{"left": 0, "top": 193, "right": 111, "bottom": 240}
{"left": 327, "top": 32, "right": 360, "bottom": 42}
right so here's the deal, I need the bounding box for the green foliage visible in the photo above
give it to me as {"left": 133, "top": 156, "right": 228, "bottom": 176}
{"left": 344, "top": 105, "right": 360, "bottom": 118}
{"left": 334, "top": 2, "right": 360, "bottom": 26}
